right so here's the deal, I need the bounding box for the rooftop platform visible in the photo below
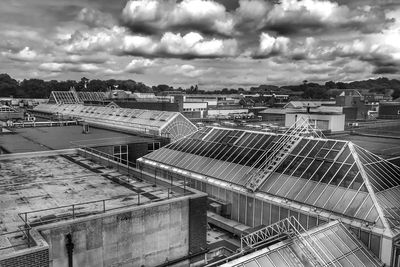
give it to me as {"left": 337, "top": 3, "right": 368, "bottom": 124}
{"left": 0, "top": 152, "right": 189, "bottom": 252}
{"left": 0, "top": 125, "right": 158, "bottom": 153}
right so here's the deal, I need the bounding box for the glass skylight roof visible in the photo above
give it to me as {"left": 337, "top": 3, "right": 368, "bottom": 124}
{"left": 143, "top": 126, "right": 400, "bottom": 231}
{"left": 34, "top": 103, "right": 197, "bottom": 141}
{"left": 224, "top": 221, "right": 382, "bottom": 267}
{"left": 48, "top": 91, "right": 106, "bottom": 104}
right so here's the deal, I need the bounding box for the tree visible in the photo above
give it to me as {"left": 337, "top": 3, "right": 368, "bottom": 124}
{"left": 0, "top": 74, "right": 19, "bottom": 97}
{"left": 19, "top": 79, "right": 48, "bottom": 98}
{"left": 87, "top": 79, "right": 107, "bottom": 92}
{"left": 325, "top": 81, "right": 336, "bottom": 89}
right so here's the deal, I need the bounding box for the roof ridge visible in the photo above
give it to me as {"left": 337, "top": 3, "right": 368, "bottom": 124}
{"left": 349, "top": 142, "right": 396, "bottom": 236}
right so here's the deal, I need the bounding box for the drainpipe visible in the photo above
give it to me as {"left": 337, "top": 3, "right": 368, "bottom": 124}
{"left": 66, "top": 233, "right": 74, "bottom": 267}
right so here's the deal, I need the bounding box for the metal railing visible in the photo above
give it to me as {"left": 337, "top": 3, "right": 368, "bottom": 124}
{"left": 0, "top": 225, "right": 32, "bottom": 252}
{"left": 77, "top": 145, "right": 136, "bottom": 169}
{"left": 10, "top": 120, "right": 79, "bottom": 128}
{"left": 17, "top": 183, "right": 188, "bottom": 229}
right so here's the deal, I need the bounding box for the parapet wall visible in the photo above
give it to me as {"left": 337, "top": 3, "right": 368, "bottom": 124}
{"left": 37, "top": 196, "right": 194, "bottom": 267}
{"left": 0, "top": 229, "right": 49, "bottom": 267}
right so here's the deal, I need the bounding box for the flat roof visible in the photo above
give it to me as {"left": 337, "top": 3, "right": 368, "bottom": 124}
{"left": 0, "top": 153, "right": 184, "bottom": 238}
{"left": 331, "top": 134, "right": 400, "bottom": 159}
{"left": 0, "top": 125, "right": 157, "bottom": 153}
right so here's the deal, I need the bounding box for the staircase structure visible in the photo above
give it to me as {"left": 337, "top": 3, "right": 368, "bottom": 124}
{"left": 240, "top": 217, "right": 328, "bottom": 267}
{"left": 244, "top": 118, "right": 323, "bottom": 192}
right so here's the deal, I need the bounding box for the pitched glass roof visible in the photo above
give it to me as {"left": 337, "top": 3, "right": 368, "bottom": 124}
{"left": 222, "top": 221, "right": 382, "bottom": 267}
{"left": 142, "top": 126, "right": 400, "bottom": 232}
{"left": 33, "top": 104, "right": 197, "bottom": 141}
{"left": 48, "top": 91, "right": 106, "bottom": 104}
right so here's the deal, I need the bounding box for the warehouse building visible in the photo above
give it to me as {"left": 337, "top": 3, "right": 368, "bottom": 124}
{"left": 138, "top": 123, "right": 400, "bottom": 266}
{"left": 0, "top": 149, "right": 207, "bottom": 267}
{"left": 32, "top": 103, "right": 197, "bottom": 142}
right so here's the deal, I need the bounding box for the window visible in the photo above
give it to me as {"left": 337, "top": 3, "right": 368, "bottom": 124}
{"left": 148, "top": 142, "right": 161, "bottom": 152}
{"left": 113, "top": 145, "right": 128, "bottom": 165}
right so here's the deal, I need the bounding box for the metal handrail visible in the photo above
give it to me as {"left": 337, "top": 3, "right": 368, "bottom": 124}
{"left": 18, "top": 183, "right": 188, "bottom": 226}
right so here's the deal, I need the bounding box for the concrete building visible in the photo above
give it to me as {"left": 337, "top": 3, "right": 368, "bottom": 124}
{"left": 182, "top": 102, "right": 208, "bottom": 119}
{"left": 138, "top": 125, "right": 400, "bottom": 266}
{"left": 284, "top": 101, "right": 336, "bottom": 109}
{"left": 258, "top": 108, "right": 287, "bottom": 124}
{"left": 379, "top": 101, "right": 400, "bottom": 119}
{"left": 335, "top": 90, "right": 374, "bottom": 121}
{"left": 0, "top": 149, "right": 207, "bottom": 267}
{"left": 259, "top": 106, "right": 345, "bottom": 131}
{"left": 0, "top": 125, "right": 168, "bottom": 166}
{"left": 285, "top": 112, "right": 345, "bottom": 132}
{"left": 0, "top": 105, "right": 24, "bottom": 121}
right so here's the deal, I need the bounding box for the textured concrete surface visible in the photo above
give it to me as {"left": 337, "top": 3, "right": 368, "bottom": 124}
{"left": 0, "top": 153, "right": 182, "bottom": 253}
{"left": 39, "top": 198, "right": 190, "bottom": 267}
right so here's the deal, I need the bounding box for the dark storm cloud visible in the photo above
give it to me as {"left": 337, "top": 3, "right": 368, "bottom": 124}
{"left": 121, "top": 0, "right": 235, "bottom": 37}
{"left": 372, "top": 66, "right": 399, "bottom": 74}
{"left": 262, "top": 3, "right": 394, "bottom": 36}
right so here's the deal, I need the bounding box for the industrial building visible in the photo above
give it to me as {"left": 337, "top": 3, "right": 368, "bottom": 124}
{"left": 285, "top": 112, "right": 345, "bottom": 132}
{"left": 0, "top": 105, "right": 24, "bottom": 121}
{"left": 138, "top": 122, "right": 400, "bottom": 266}
{"left": 379, "top": 101, "right": 400, "bottom": 119}
{"left": 259, "top": 106, "right": 345, "bottom": 132}
{"left": 218, "top": 218, "right": 382, "bottom": 266}
{"left": 0, "top": 149, "right": 207, "bottom": 267}
{"left": 32, "top": 103, "right": 197, "bottom": 142}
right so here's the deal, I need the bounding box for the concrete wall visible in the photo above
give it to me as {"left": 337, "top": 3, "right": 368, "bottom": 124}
{"left": 379, "top": 103, "right": 400, "bottom": 119}
{"left": 285, "top": 113, "right": 345, "bottom": 132}
{"left": 39, "top": 199, "right": 191, "bottom": 267}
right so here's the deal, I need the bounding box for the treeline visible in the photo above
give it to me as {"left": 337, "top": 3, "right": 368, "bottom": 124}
{"left": 1, "top": 73, "right": 400, "bottom": 99}
{"left": 0, "top": 74, "right": 153, "bottom": 98}
{"left": 252, "top": 78, "right": 400, "bottom": 99}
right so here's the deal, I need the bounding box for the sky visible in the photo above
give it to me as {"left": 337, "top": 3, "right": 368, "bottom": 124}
{"left": 0, "top": 0, "right": 399, "bottom": 90}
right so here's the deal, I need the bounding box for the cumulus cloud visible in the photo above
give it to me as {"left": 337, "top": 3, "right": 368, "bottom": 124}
{"left": 234, "top": 0, "right": 271, "bottom": 31}
{"left": 77, "top": 7, "right": 116, "bottom": 29}
{"left": 122, "top": 31, "right": 238, "bottom": 58}
{"left": 331, "top": 37, "right": 400, "bottom": 74}
{"left": 121, "top": 0, "right": 391, "bottom": 37}
{"left": 125, "top": 57, "right": 155, "bottom": 73}
{"left": 260, "top": 0, "right": 393, "bottom": 35}
{"left": 122, "top": 0, "right": 234, "bottom": 36}
{"left": 62, "top": 26, "right": 127, "bottom": 54}
{"left": 158, "top": 32, "right": 238, "bottom": 58}
{"left": 55, "top": 54, "right": 109, "bottom": 64}
{"left": 161, "top": 64, "right": 213, "bottom": 78}
{"left": 253, "top": 33, "right": 289, "bottom": 58}
{"left": 39, "top": 62, "right": 100, "bottom": 73}
{"left": 2, "top": 47, "right": 38, "bottom": 61}
{"left": 122, "top": 35, "right": 158, "bottom": 55}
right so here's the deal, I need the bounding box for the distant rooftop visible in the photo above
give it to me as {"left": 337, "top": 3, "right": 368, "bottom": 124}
{"left": 48, "top": 91, "right": 106, "bottom": 104}
{"left": 33, "top": 103, "right": 197, "bottom": 141}
{"left": 0, "top": 125, "right": 155, "bottom": 153}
